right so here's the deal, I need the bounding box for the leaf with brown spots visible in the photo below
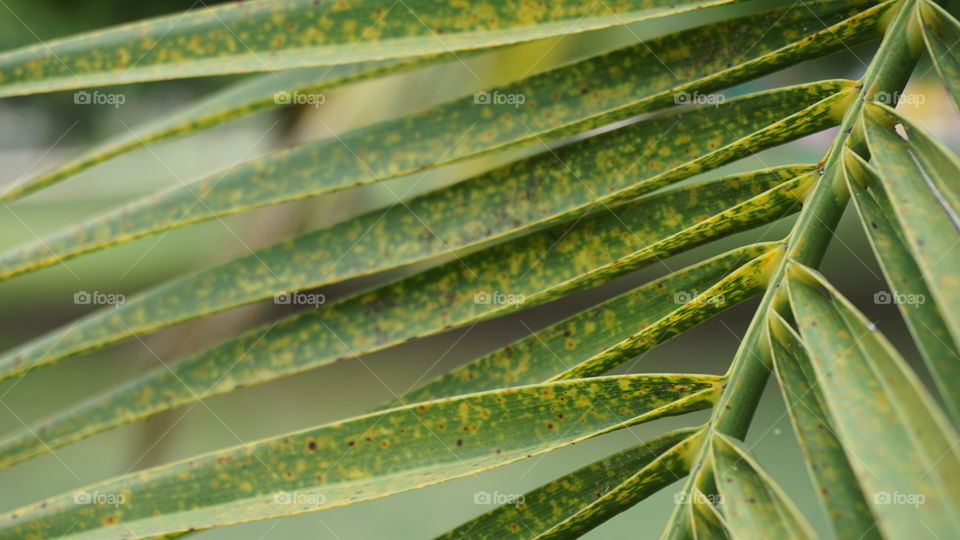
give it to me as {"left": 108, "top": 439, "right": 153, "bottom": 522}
{"left": 404, "top": 242, "right": 783, "bottom": 404}
{"left": 861, "top": 102, "right": 960, "bottom": 345}
{"left": 843, "top": 149, "right": 960, "bottom": 425}
{"left": 0, "top": 79, "right": 850, "bottom": 384}
{"left": 710, "top": 432, "right": 816, "bottom": 539}
{"left": 0, "top": 374, "right": 721, "bottom": 539}
{"left": 766, "top": 311, "right": 879, "bottom": 539}
{"left": 0, "top": 166, "right": 809, "bottom": 470}
{"left": 0, "top": 0, "right": 761, "bottom": 97}
{"left": 0, "top": 53, "right": 456, "bottom": 201}
{"left": 0, "top": 0, "right": 884, "bottom": 201}
{"left": 784, "top": 261, "right": 960, "bottom": 539}
{"left": 436, "top": 427, "right": 703, "bottom": 539}
{"left": 920, "top": 0, "right": 960, "bottom": 112}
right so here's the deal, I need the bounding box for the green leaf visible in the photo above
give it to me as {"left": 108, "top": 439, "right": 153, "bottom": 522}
{"left": 554, "top": 244, "right": 785, "bottom": 381}
{"left": 0, "top": 0, "right": 756, "bottom": 96}
{"left": 665, "top": 506, "right": 694, "bottom": 540}
{"left": 861, "top": 102, "right": 960, "bottom": 347}
{"left": 0, "top": 11, "right": 866, "bottom": 280}
{"left": 920, "top": 0, "right": 960, "bottom": 112}
{"left": 766, "top": 311, "right": 881, "bottom": 540}
{"left": 0, "top": 374, "right": 721, "bottom": 539}
{"left": 0, "top": 0, "right": 759, "bottom": 97}
{"left": 710, "top": 432, "right": 816, "bottom": 540}
{"left": 436, "top": 427, "right": 703, "bottom": 539}
{"left": 0, "top": 81, "right": 846, "bottom": 382}
{"left": 784, "top": 261, "right": 960, "bottom": 539}
{"left": 0, "top": 167, "right": 810, "bottom": 468}
{"left": 402, "top": 242, "right": 782, "bottom": 405}
{"left": 0, "top": 0, "right": 884, "bottom": 202}
{"left": 0, "top": 54, "right": 453, "bottom": 201}
{"left": 688, "top": 485, "right": 730, "bottom": 540}
{"left": 843, "top": 148, "right": 960, "bottom": 425}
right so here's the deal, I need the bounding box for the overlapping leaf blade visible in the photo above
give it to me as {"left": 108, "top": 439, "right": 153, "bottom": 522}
{"left": 766, "top": 311, "right": 880, "bottom": 539}
{"left": 710, "top": 432, "right": 816, "bottom": 540}
{"left": 0, "top": 0, "right": 884, "bottom": 201}
{"left": 1, "top": 1, "right": 955, "bottom": 538}
{"left": 0, "top": 374, "right": 721, "bottom": 539}
{"left": 920, "top": 0, "right": 960, "bottom": 111}
{"left": 0, "top": 168, "right": 810, "bottom": 469}
{"left": 688, "top": 483, "right": 730, "bottom": 540}
{"left": 0, "top": 8, "right": 871, "bottom": 281}
{"left": 553, "top": 244, "right": 785, "bottom": 381}
{"left": 843, "top": 149, "right": 960, "bottom": 424}
{"left": 861, "top": 102, "right": 960, "bottom": 346}
{"left": 1, "top": 54, "right": 455, "bottom": 201}
{"left": 785, "top": 261, "right": 960, "bottom": 539}
{"left": 402, "top": 242, "right": 782, "bottom": 405}
{"left": 0, "top": 80, "right": 850, "bottom": 382}
{"left": 0, "top": 0, "right": 757, "bottom": 97}
{"left": 436, "top": 427, "right": 702, "bottom": 539}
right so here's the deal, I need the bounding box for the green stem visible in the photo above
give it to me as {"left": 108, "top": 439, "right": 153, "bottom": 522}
{"left": 714, "top": 0, "right": 923, "bottom": 437}
{"left": 662, "top": 0, "right": 924, "bottom": 535}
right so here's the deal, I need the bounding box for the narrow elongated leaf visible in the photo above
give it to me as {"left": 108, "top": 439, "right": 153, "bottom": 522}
{"left": 785, "top": 261, "right": 960, "bottom": 539}
{"left": 0, "top": 170, "right": 812, "bottom": 468}
{"left": 0, "top": 81, "right": 848, "bottom": 381}
{"left": 0, "top": 0, "right": 757, "bottom": 97}
{"left": 684, "top": 466, "right": 730, "bottom": 540}
{"left": 403, "top": 242, "right": 781, "bottom": 404}
{"left": 666, "top": 506, "right": 694, "bottom": 540}
{"left": 766, "top": 311, "right": 880, "bottom": 540}
{"left": 0, "top": 36, "right": 859, "bottom": 282}
{"left": 436, "top": 427, "right": 702, "bottom": 539}
{"left": 554, "top": 244, "right": 785, "bottom": 381}
{"left": 862, "top": 102, "right": 960, "bottom": 345}
{"left": 0, "top": 374, "right": 721, "bottom": 539}
{"left": 843, "top": 149, "right": 960, "bottom": 425}
{"left": 920, "top": 0, "right": 960, "bottom": 112}
{"left": 688, "top": 485, "right": 729, "bottom": 540}
{"left": 1, "top": 54, "right": 454, "bottom": 201}
{"left": 711, "top": 432, "right": 816, "bottom": 540}
{"left": 865, "top": 102, "right": 960, "bottom": 215}
{"left": 0, "top": 0, "right": 885, "bottom": 201}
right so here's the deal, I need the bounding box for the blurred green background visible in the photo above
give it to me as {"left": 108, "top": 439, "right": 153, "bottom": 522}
{"left": 0, "top": 1, "right": 957, "bottom": 538}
